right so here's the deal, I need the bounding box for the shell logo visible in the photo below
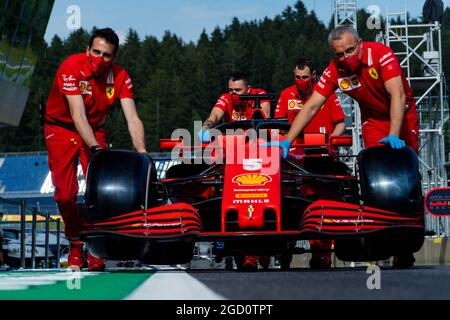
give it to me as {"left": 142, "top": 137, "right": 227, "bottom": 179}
{"left": 339, "top": 79, "right": 350, "bottom": 90}
{"left": 80, "top": 81, "right": 92, "bottom": 94}
{"left": 232, "top": 174, "right": 272, "bottom": 186}
{"left": 288, "top": 100, "right": 296, "bottom": 109}
{"left": 288, "top": 100, "right": 303, "bottom": 110}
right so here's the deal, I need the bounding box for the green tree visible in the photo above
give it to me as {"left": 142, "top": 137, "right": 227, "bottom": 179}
{"left": 64, "top": 28, "right": 90, "bottom": 55}
{"left": 3, "top": 1, "right": 450, "bottom": 154}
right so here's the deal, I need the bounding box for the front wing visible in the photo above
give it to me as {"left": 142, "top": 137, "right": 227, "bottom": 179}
{"left": 80, "top": 200, "right": 424, "bottom": 240}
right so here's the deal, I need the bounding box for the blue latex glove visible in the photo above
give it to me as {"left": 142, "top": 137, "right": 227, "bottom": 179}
{"left": 197, "top": 129, "right": 210, "bottom": 143}
{"left": 379, "top": 135, "right": 406, "bottom": 149}
{"left": 261, "top": 139, "right": 292, "bottom": 159}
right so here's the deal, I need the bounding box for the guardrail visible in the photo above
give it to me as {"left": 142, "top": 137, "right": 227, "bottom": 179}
{"left": 0, "top": 196, "right": 61, "bottom": 269}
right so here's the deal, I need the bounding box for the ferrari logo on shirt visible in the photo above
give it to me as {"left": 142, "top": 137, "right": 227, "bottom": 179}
{"left": 369, "top": 67, "right": 379, "bottom": 80}
{"left": 106, "top": 87, "right": 115, "bottom": 99}
{"left": 79, "top": 81, "right": 92, "bottom": 95}
{"left": 338, "top": 76, "right": 362, "bottom": 91}
{"left": 288, "top": 100, "right": 303, "bottom": 110}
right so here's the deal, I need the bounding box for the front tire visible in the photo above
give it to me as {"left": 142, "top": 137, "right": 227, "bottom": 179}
{"left": 81, "top": 150, "right": 160, "bottom": 260}
{"left": 356, "top": 146, "right": 424, "bottom": 258}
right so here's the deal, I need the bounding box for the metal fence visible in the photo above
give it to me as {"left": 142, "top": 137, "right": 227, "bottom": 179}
{"left": 0, "top": 196, "right": 62, "bottom": 269}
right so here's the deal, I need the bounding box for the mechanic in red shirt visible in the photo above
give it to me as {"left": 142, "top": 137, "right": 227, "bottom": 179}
{"left": 268, "top": 26, "right": 420, "bottom": 268}
{"left": 275, "top": 58, "right": 346, "bottom": 269}
{"left": 197, "top": 71, "right": 271, "bottom": 143}
{"left": 44, "top": 28, "right": 147, "bottom": 271}
{"left": 275, "top": 58, "right": 345, "bottom": 134}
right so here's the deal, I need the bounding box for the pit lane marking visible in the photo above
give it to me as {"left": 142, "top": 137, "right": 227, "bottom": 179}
{"left": 125, "top": 271, "right": 226, "bottom": 300}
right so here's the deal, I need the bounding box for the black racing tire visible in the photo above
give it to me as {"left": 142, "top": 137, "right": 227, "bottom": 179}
{"left": 140, "top": 240, "right": 194, "bottom": 265}
{"left": 83, "top": 150, "right": 159, "bottom": 223}
{"left": 357, "top": 146, "right": 423, "bottom": 216}
{"left": 357, "top": 146, "right": 425, "bottom": 258}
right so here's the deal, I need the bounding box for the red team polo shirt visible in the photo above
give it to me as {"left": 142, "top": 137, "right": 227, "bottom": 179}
{"left": 275, "top": 85, "right": 345, "bottom": 134}
{"left": 45, "top": 53, "right": 134, "bottom": 129}
{"left": 213, "top": 88, "right": 270, "bottom": 122}
{"left": 314, "top": 41, "right": 419, "bottom": 150}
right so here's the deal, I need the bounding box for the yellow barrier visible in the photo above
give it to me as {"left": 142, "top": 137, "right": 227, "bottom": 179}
{"left": 1, "top": 215, "right": 62, "bottom": 222}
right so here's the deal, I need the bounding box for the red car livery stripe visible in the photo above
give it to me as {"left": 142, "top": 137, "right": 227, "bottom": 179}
{"left": 300, "top": 200, "right": 423, "bottom": 234}
{"left": 81, "top": 203, "right": 202, "bottom": 237}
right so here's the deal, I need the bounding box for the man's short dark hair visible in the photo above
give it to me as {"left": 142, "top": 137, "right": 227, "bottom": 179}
{"left": 229, "top": 71, "right": 249, "bottom": 86}
{"left": 295, "top": 58, "right": 315, "bottom": 73}
{"left": 89, "top": 28, "right": 120, "bottom": 56}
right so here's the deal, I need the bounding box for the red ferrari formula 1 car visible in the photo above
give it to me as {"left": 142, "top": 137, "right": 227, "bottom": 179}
{"left": 79, "top": 113, "right": 425, "bottom": 267}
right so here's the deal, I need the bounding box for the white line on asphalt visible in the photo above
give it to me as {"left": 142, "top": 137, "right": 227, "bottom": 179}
{"left": 125, "top": 271, "right": 226, "bottom": 300}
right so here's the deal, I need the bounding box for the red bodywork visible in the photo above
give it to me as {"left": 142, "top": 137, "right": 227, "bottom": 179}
{"left": 82, "top": 203, "right": 202, "bottom": 238}
{"left": 220, "top": 135, "right": 281, "bottom": 231}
